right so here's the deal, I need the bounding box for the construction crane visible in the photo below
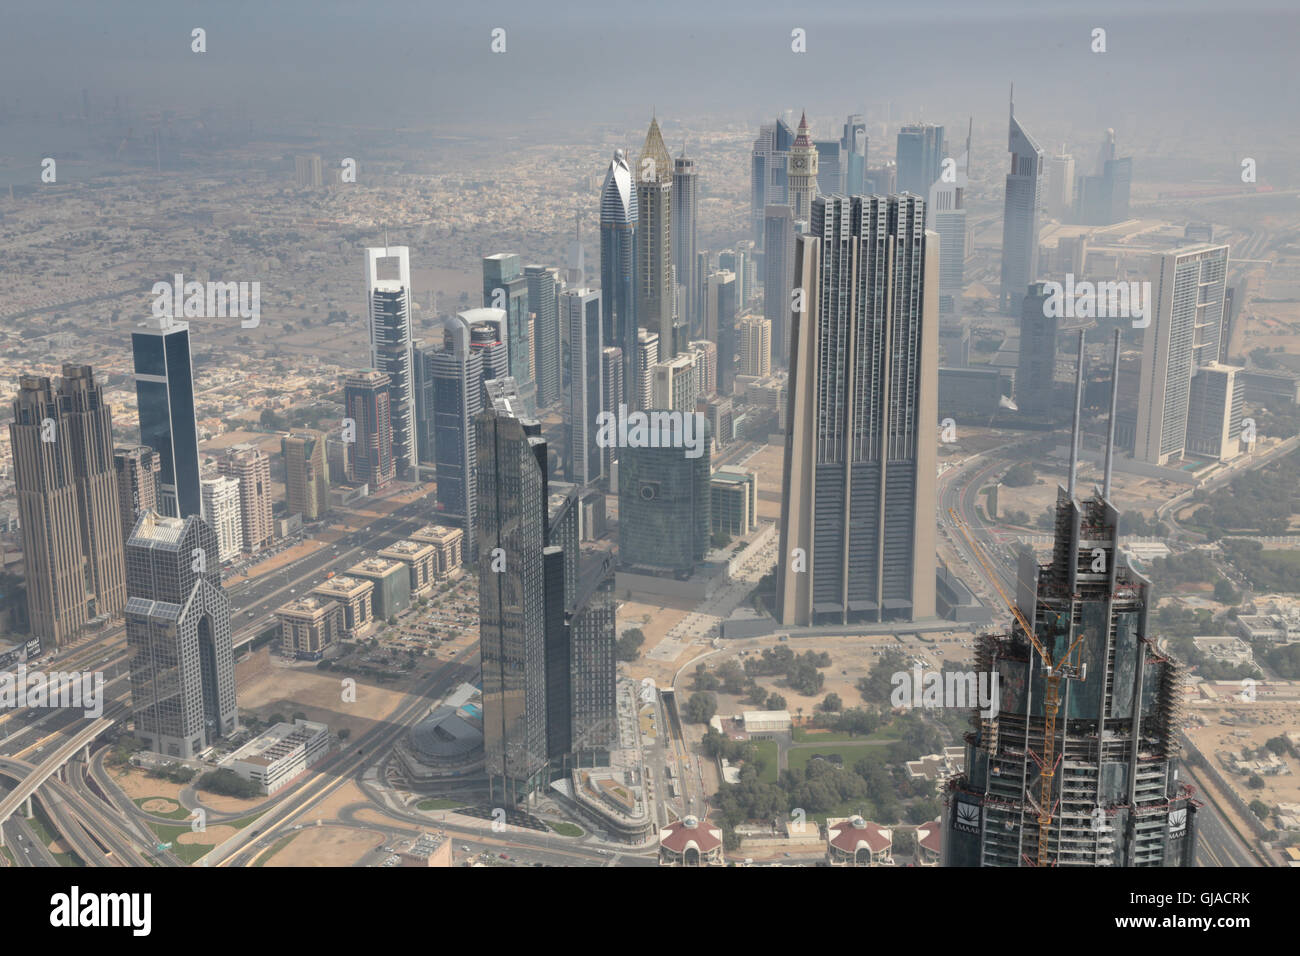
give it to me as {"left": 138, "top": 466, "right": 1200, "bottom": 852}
{"left": 949, "top": 508, "right": 1084, "bottom": 867}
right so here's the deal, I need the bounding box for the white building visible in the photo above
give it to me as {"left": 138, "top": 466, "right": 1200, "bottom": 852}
{"left": 220, "top": 719, "right": 329, "bottom": 795}
{"left": 200, "top": 476, "right": 244, "bottom": 562}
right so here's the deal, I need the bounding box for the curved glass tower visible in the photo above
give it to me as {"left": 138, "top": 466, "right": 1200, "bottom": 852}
{"left": 599, "top": 149, "right": 638, "bottom": 409}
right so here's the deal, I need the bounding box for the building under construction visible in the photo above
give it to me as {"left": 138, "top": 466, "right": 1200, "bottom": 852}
{"left": 944, "top": 331, "right": 1199, "bottom": 866}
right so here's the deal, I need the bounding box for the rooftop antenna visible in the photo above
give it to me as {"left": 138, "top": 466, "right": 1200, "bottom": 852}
{"left": 1103, "top": 328, "right": 1121, "bottom": 499}
{"left": 1067, "top": 330, "right": 1086, "bottom": 500}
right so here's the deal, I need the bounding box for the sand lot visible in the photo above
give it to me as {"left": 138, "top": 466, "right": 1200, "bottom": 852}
{"left": 108, "top": 767, "right": 186, "bottom": 803}
{"left": 266, "top": 825, "right": 384, "bottom": 866}
{"left": 177, "top": 825, "right": 237, "bottom": 845}
{"left": 1186, "top": 702, "right": 1300, "bottom": 812}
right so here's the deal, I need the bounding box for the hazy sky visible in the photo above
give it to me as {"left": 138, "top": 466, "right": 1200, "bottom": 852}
{"left": 2, "top": 1, "right": 1297, "bottom": 150}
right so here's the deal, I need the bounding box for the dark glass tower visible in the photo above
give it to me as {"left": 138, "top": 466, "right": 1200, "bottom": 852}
{"left": 525, "top": 265, "right": 562, "bottom": 409}
{"left": 132, "top": 315, "right": 201, "bottom": 519}
{"left": 896, "top": 123, "right": 946, "bottom": 198}
{"left": 599, "top": 150, "right": 638, "bottom": 408}
{"left": 999, "top": 89, "right": 1044, "bottom": 314}
{"left": 482, "top": 253, "right": 536, "bottom": 415}
{"left": 617, "top": 417, "right": 711, "bottom": 576}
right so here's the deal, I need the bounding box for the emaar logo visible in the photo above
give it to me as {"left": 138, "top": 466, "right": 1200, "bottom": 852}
{"left": 151, "top": 273, "right": 260, "bottom": 328}
{"left": 1041, "top": 275, "right": 1151, "bottom": 328}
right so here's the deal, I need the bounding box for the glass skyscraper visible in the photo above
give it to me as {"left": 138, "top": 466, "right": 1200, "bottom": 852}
{"left": 599, "top": 149, "right": 638, "bottom": 409}
{"left": 999, "top": 90, "right": 1044, "bottom": 314}
{"left": 132, "top": 315, "right": 201, "bottom": 519}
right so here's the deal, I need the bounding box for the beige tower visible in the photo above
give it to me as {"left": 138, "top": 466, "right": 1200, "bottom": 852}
{"left": 218, "top": 447, "right": 274, "bottom": 552}
{"left": 282, "top": 429, "right": 329, "bottom": 521}
{"left": 788, "top": 111, "right": 819, "bottom": 221}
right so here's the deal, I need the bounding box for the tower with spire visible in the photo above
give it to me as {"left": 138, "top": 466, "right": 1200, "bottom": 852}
{"left": 599, "top": 147, "right": 638, "bottom": 409}
{"left": 788, "top": 111, "right": 819, "bottom": 221}
{"left": 636, "top": 116, "right": 680, "bottom": 358}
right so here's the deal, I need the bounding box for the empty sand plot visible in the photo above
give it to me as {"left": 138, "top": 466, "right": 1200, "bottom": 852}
{"left": 264, "top": 826, "right": 383, "bottom": 866}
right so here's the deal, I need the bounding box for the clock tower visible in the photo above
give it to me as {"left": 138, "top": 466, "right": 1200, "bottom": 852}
{"left": 788, "top": 111, "right": 818, "bottom": 220}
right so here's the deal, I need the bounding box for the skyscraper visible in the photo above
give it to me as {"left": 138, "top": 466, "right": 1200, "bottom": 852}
{"left": 1136, "top": 244, "right": 1232, "bottom": 464}
{"left": 1074, "top": 133, "right": 1133, "bottom": 226}
{"left": 787, "top": 112, "right": 819, "bottom": 222}
{"left": 600, "top": 149, "right": 638, "bottom": 409}
{"left": 477, "top": 398, "right": 559, "bottom": 804}
{"left": 217, "top": 447, "right": 273, "bottom": 554}
{"left": 928, "top": 119, "right": 971, "bottom": 319}
{"left": 738, "top": 315, "right": 772, "bottom": 378}
{"left": 618, "top": 416, "right": 711, "bottom": 575}
{"left": 200, "top": 476, "right": 244, "bottom": 562}
{"left": 344, "top": 369, "right": 395, "bottom": 490}
{"left": 567, "top": 560, "right": 618, "bottom": 764}
{"left": 651, "top": 354, "right": 697, "bottom": 414}
{"left": 672, "top": 148, "right": 699, "bottom": 338}
{"left": 636, "top": 117, "right": 679, "bottom": 359}
{"left": 525, "top": 265, "right": 562, "bottom": 408}
{"left": 896, "top": 123, "right": 946, "bottom": 198}
{"left": 422, "top": 316, "right": 484, "bottom": 548}
{"left": 365, "top": 246, "right": 417, "bottom": 479}
{"left": 751, "top": 116, "right": 795, "bottom": 243}
{"left": 482, "top": 253, "right": 536, "bottom": 415}
{"left": 132, "top": 314, "right": 201, "bottom": 518}
{"left": 999, "top": 88, "right": 1044, "bottom": 315}
{"left": 814, "top": 138, "right": 843, "bottom": 195}
{"left": 763, "top": 204, "right": 795, "bottom": 367}
{"left": 562, "top": 287, "right": 604, "bottom": 486}
{"left": 1046, "top": 147, "right": 1076, "bottom": 220}
{"left": 944, "top": 370, "right": 1199, "bottom": 865}
{"left": 777, "top": 195, "right": 939, "bottom": 626}
{"left": 125, "top": 511, "right": 237, "bottom": 759}
{"left": 10, "top": 368, "right": 127, "bottom": 647}
{"left": 841, "top": 114, "right": 868, "bottom": 196}
{"left": 1016, "top": 282, "right": 1059, "bottom": 420}
{"left": 600, "top": 346, "right": 623, "bottom": 480}
{"left": 114, "top": 444, "right": 160, "bottom": 551}
{"left": 635, "top": 329, "right": 659, "bottom": 410}
{"left": 702, "top": 270, "right": 737, "bottom": 395}
{"left": 282, "top": 430, "right": 329, "bottom": 522}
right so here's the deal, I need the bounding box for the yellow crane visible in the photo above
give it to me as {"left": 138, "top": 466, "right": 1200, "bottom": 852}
{"left": 948, "top": 508, "right": 1084, "bottom": 866}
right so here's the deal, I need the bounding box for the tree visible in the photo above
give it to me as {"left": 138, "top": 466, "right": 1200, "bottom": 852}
{"left": 821, "top": 692, "right": 843, "bottom": 713}
{"left": 1247, "top": 773, "right": 1265, "bottom": 790}
{"left": 292, "top": 711, "right": 307, "bottom": 722}
{"left": 337, "top": 728, "right": 351, "bottom": 741}
{"left": 1002, "top": 462, "right": 1036, "bottom": 487}
{"left": 684, "top": 692, "right": 717, "bottom": 725}
{"left": 616, "top": 628, "right": 646, "bottom": 662}
{"left": 269, "top": 712, "right": 287, "bottom": 725}
{"left": 1248, "top": 800, "right": 1270, "bottom": 820}
{"left": 765, "top": 693, "right": 787, "bottom": 711}
{"left": 1213, "top": 578, "right": 1240, "bottom": 605}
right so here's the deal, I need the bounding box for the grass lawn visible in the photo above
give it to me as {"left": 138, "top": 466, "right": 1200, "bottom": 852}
{"left": 416, "top": 798, "right": 464, "bottom": 811}
{"left": 751, "top": 739, "right": 779, "bottom": 783}
{"left": 133, "top": 797, "right": 193, "bottom": 820}
{"left": 793, "top": 725, "right": 898, "bottom": 744}
{"left": 787, "top": 741, "right": 893, "bottom": 774}
{"left": 548, "top": 821, "right": 584, "bottom": 837}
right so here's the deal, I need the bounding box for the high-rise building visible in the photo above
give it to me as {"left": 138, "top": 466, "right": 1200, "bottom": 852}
{"left": 365, "top": 246, "right": 417, "bottom": 479}
{"left": 1135, "top": 244, "right": 1231, "bottom": 464}
{"left": 114, "top": 444, "right": 160, "bottom": 552}
{"left": 132, "top": 314, "right": 201, "bottom": 518}
{"left": 482, "top": 253, "right": 536, "bottom": 414}
{"left": 929, "top": 119, "right": 971, "bottom": 319}
{"left": 419, "top": 317, "right": 484, "bottom": 548}
{"left": 461, "top": 307, "right": 510, "bottom": 387}
{"left": 567, "top": 561, "right": 618, "bottom": 763}
{"left": 282, "top": 429, "right": 329, "bottom": 522}
{"left": 738, "top": 315, "right": 772, "bottom": 378}
{"left": 294, "top": 154, "right": 323, "bottom": 187}
{"left": 687, "top": 340, "right": 717, "bottom": 399}
{"left": 562, "top": 287, "right": 604, "bottom": 486}
{"left": 762, "top": 204, "right": 795, "bottom": 367}
{"left": 1016, "top": 282, "right": 1058, "bottom": 419}
{"left": 344, "top": 369, "right": 395, "bottom": 490}
{"left": 651, "top": 354, "right": 697, "bottom": 414}
{"left": 896, "top": 124, "right": 946, "bottom": 198}
{"left": 814, "top": 139, "right": 844, "bottom": 195}
{"left": 841, "top": 114, "right": 868, "bottom": 196}
{"left": 1186, "top": 363, "right": 1245, "bottom": 461}
{"left": 777, "top": 195, "right": 939, "bottom": 626}
{"left": 999, "top": 88, "right": 1044, "bottom": 315}
{"left": 10, "top": 368, "right": 128, "bottom": 647}
{"left": 125, "top": 511, "right": 237, "bottom": 759}
{"left": 702, "top": 269, "right": 737, "bottom": 395}
{"left": 944, "top": 446, "right": 1199, "bottom": 865}
{"left": 525, "top": 265, "right": 562, "bottom": 408}
{"left": 636, "top": 117, "right": 679, "bottom": 360}
{"left": 200, "top": 475, "right": 244, "bottom": 562}
{"left": 672, "top": 148, "right": 699, "bottom": 338}
{"left": 751, "top": 116, "right": 795, "bottom": 243}
{"left": 787, "top": 112, "right": 819, "bottom": 222}
{"left": 217, "top": 447, "right": 273, "bottom": 553}
{"left": 618, "top": 416, "right": 711, "bottom": 575}
{"left": 601, "top": 346, "right": 623, "bottom": 480}
{"left": 1074, "top": 134, "right": 1133, "bottom": 226}
{"left": 635, "top": 329, "right": 659, "bottom": 410}
{"left": 600, "top": 149, "right": 638, "bottom": 409}
{"left": 1046, "top": 147, "right": 1075, "bottom": 219}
